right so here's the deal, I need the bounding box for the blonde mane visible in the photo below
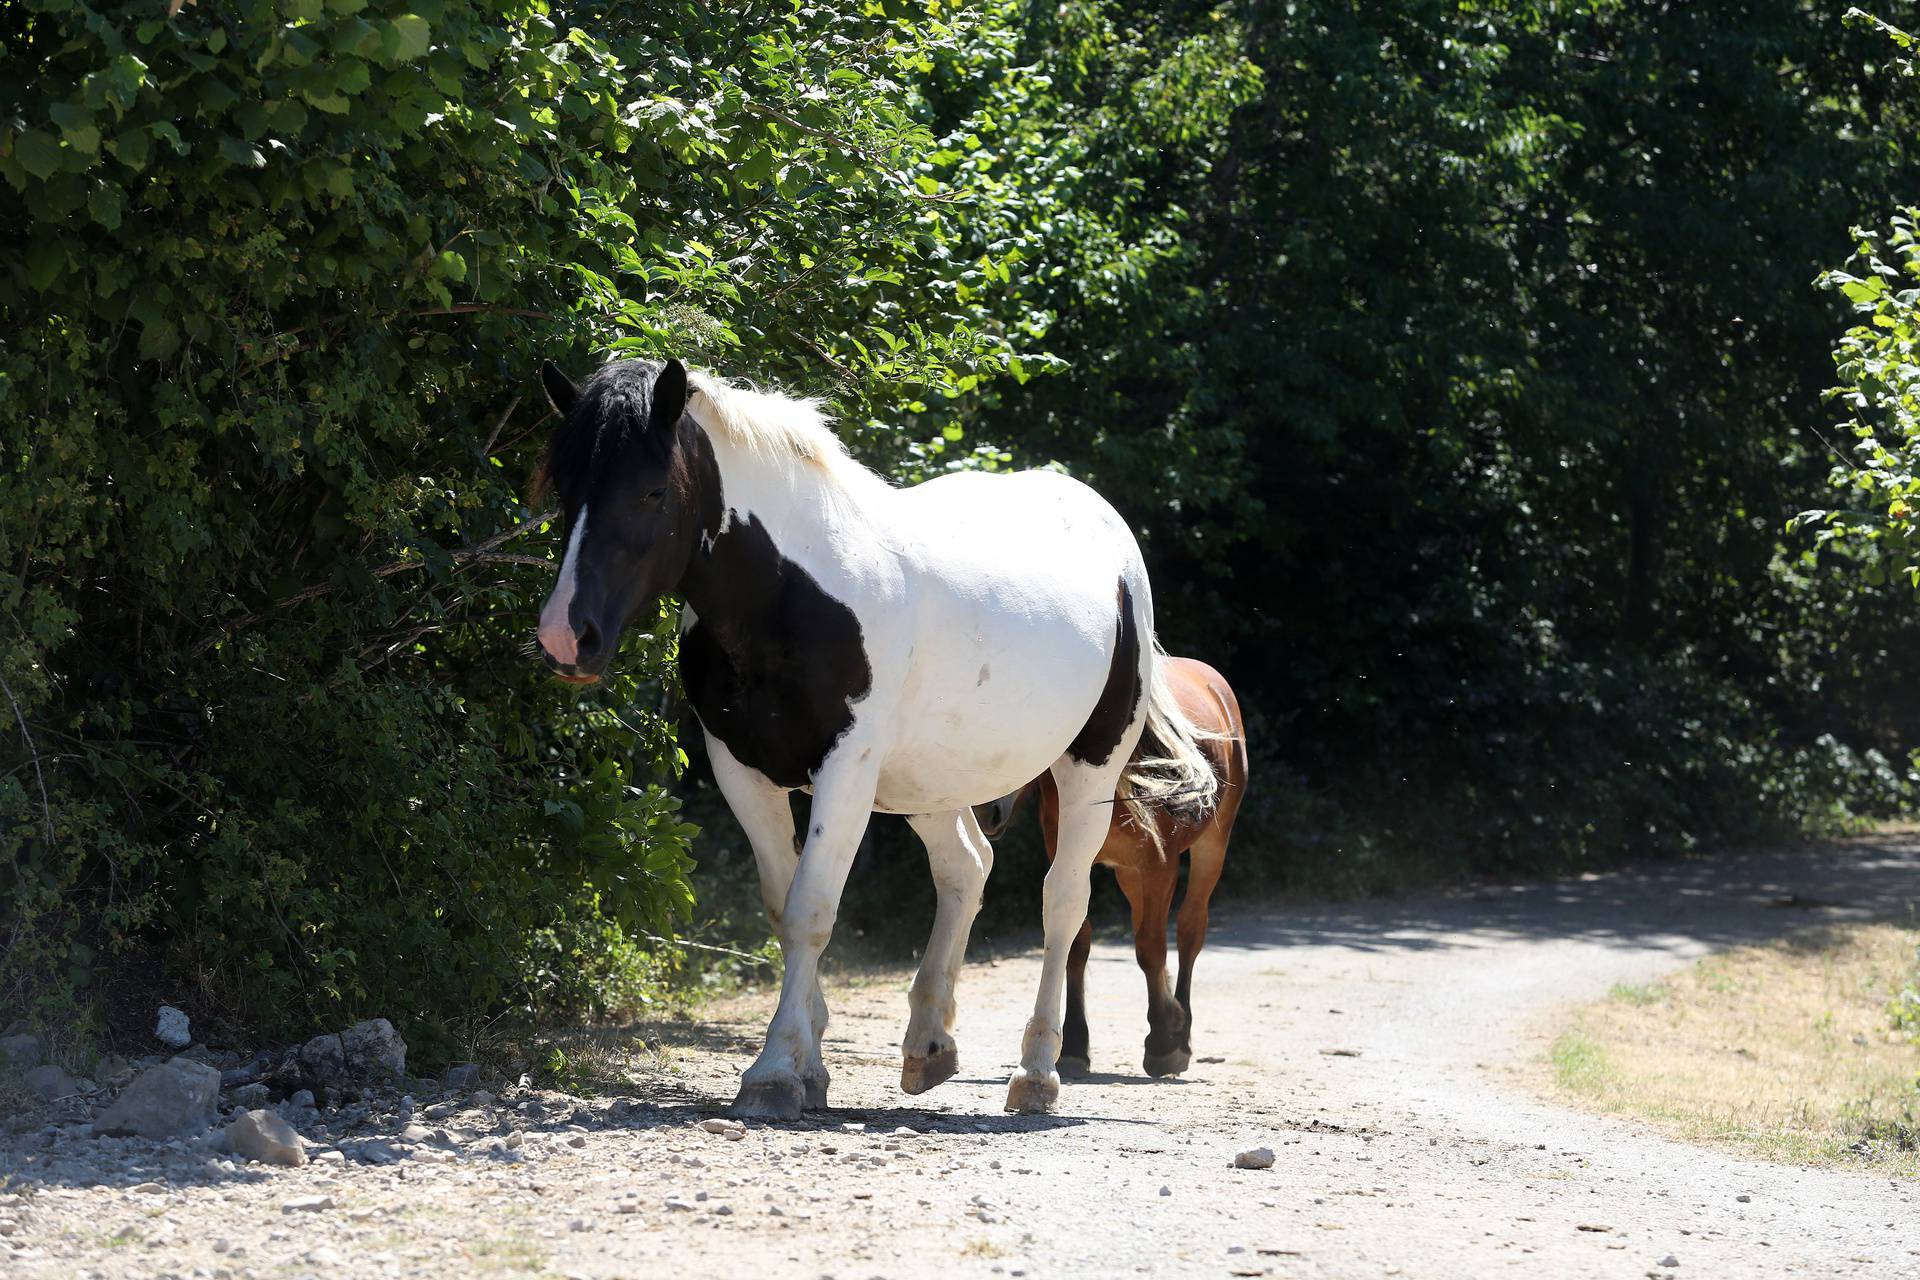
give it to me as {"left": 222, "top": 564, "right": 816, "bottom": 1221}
{"left": 684, "top": 369, "right": 888, "bottom": 495}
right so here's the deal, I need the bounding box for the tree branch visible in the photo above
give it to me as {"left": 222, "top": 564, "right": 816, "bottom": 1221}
{"left": 0, "top": 669, "right": 55, "bottom": 845}
{"left": 193, "top": 508, "right": 559, "bottom": 655}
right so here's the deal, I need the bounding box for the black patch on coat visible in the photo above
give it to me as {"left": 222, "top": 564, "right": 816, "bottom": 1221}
{"left": 1068, "top": 578, "right": 1142, "bottom": 767}
{"left": 537, "top": 356, "right": 871, "bottom": 781}
{"left": 677, "top": 510, "right": 872, "bottom": 790}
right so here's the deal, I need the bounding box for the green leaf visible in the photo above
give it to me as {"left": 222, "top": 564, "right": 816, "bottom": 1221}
{"left": 110, "top": 128, "right": 151, "bottom": 170}
{"left": 136, "top": 317, "right": 180, "bottom": 361}
{"left": 87, "top": 181, "right": 124, "bottom": 230}
{"left": 14, "top": 130, "right": 60, "bottom": 179}
{"left": 218, "top": 136, "right": 267, "bottom": 169}
{"left": 387, "top": 14, "right": 433, "bottom": 63}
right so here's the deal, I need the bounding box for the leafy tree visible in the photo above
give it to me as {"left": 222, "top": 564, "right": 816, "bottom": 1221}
{"left": 0, "top": 0, "right": 1038, "bottom": 1048}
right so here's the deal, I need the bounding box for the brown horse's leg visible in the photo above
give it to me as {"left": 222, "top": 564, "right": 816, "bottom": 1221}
{"left": 1172, "top": 822, "right": 1229, "bottom": 1068}
{"left": 1121, "top": 862, "right": 1184, "bottom": 1077}
{"left": 1059, "top": 916, "right": 1094, "bottom": 1077}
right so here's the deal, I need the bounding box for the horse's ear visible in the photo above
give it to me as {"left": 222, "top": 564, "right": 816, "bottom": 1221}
{"left": 649, "top": 358, "right": 689, "bottom": 431}
{"left": 540, "top": 360, "right": 578, "bottom": 416}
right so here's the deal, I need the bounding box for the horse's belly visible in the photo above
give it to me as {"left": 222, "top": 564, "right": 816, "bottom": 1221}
{"left": 871, "top": 657, "right": 1106, "bottom": 813}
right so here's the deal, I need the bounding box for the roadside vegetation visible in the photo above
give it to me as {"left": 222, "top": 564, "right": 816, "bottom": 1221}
{"left": 1550, "top": 921, "right": 1920, "bottom": 1177}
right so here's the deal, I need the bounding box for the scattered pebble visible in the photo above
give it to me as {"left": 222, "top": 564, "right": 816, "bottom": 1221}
{"left": 281, "top": 1195, "right": 334, "bottom": 1214}
{"left": 154, "top": 1005, "right": 192, "bottom": 1050}
{"left": 1234, "top": 1147, "right": 1275, "bottom": 1170}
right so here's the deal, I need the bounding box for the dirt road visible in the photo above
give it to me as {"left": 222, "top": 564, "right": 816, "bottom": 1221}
{"left": 5, "top": 837, "right": 1918, "bottom": 1279}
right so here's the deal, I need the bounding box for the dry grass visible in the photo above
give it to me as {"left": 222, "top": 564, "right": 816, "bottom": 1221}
{"left": 1549, "top": 922, "right": 1920, "bottom": 1176}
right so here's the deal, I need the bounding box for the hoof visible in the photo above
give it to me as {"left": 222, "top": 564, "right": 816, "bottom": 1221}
{"left": 900, "top": 1045, "right": 958, "bottom": 1096}
{"left": 731, "top": 1076, "right": 805, "bottom": 1122}
{"left": 1004, "top": 1068, "right": 1060, "bottom": 1115}
{"left": 1144, "top": 1046, "right": 1191, "bottom": 1078}
{"left": 802, "top": 1069, "right": 830, "bottom": 1111}
{"left": 1057, "top": 1054, "right": 1091, "bottom": 1079}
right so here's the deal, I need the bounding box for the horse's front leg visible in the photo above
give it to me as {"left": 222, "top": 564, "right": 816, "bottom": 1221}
{"left": 899, "top": 809, "right": 994, "bottom": 1094}
{"left": 705, "top": 735, "right": 833, "bottom": 1095}
{"left": 732, "top": 745, "right": 882, "bottom": 1121}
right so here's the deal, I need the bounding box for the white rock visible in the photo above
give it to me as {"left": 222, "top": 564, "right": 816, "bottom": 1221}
{"left": 226, "top": 1109, "right": 307, "bottom": 1167}
{"left": 280, "top": 1195, "right": 334, "bottom": 1213}
{"left": 1234, "top": 1146, "right": 1276, "bottom": 1170}
{"left": 154, "top": 1006, "right": 191, "bottom": 1050}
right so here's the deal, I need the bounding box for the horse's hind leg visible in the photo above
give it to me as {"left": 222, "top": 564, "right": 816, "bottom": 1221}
{"left": 1122, "top": 861, "right": 1187, "bottom": 1077}
{"left": 1006, "top": 761, "right": 1123, "bottom": 1114}
{"left": 1036, "top": 782, "right": 1095, "bottom": 1078}
{"left": 1172, "top": 821, "right": 1230, "bottom": 1071}
{"left": 899, "top": 809, "right": 994, "bottom": 1095}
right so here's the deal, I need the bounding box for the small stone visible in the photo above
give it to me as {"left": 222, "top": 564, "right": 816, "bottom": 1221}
{"left": 472, "top": 1090, "right": 495, "bottom": 1107}
{"left": 1736, "top": 1195, "right": 1751, "bottom": 1203}
{"left": 342, "top": 1019, "right": 407, "bottom": 1078}
{"left": 1159, "top": 1185, "right": 1172, "bottom": 1196}
{"left": 281, "top": 1195, "right": 334, "bottom": 1213}
{"left": 93, "top": 1059, "right": 220, "bottom": 1140}
{"left": 23, "top": 1064, "right": 79, "bottom": 1102}
{"left": 664, "top": 1196, "right": 696, "bottom": 1212}
{"left": 286, "top": 1089, "right": 316, "bottom": 1111}
{"left": 130, "top": 1181, "right": 167, "bottom": 1194}
{"left": 1234, "top": 1147, "right": 1276, "bottom": 1170}
{"left": 0, "top": 1033, "right": 45, "bottom": 1070}
{"left": 226, "top": 1109, "right": 307, "bottom": 1167}
{"left": 504, "top": 1130, "right": 524, "bottom": 1149}
{"left": 700, "top": 1117, "right": 746, "bottom": 1135}
{"left": 1658, "top": 1257, "right": 1679, "bottom": 1269}
{"left": 568, "top": 1217, "right": 593, "bottom": 1232}
{"left": 154, "top": 1006, "right": 192, "bottom": 1050}
{"left": 229, "top": 1082, "right": 270, "bottom": 1108}
{"left": 567, "top": 1134, "right": 587, "bottom": 1148}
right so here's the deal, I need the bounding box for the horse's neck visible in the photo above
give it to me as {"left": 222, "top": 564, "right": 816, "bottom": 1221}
{"left": 676, "top": 429, "right": 874, "bottom": 628}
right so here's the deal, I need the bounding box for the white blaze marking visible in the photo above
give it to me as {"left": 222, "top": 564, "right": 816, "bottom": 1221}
{"left": 538, "top": 506, "right": 588, "bottom": 665}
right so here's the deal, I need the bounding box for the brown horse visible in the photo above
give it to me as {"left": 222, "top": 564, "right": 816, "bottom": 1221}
{"left": 977, "top": 657, "right": 1247, "bottom": 1078}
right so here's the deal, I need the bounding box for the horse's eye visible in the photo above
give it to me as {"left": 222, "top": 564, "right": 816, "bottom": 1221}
{"left": 644, "top": 486, "right": 668, "bottom": 503}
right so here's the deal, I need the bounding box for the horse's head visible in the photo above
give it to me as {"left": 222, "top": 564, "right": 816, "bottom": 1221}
{"left": 534, "top": 357, "right": 713, "bottom": 683}
{"left": 973, "top": 785, "right": 1033, "bottom": 840}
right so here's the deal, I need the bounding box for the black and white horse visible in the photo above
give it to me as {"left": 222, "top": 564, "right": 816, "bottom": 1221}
{"left": 533, "top": 358, "right": 1216, "bottom": 1118}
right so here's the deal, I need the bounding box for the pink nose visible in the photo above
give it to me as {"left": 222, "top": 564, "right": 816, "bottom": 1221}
{"left": 538, "top": 597, "right": 578, "bottom": 666}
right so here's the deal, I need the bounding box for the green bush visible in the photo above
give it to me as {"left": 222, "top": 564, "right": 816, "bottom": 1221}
{"left": 0, "top": 0, "right": 1037, "bottom": 1054}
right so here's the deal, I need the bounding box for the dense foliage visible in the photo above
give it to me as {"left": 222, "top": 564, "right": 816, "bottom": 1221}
{"left": 0, "top": 0, "right": 1037, "bottom": 1048}
{"left": 920, "top": 0, "right": 1920, "bottom": 900}
{"left": 7, "top": 0, "right": 1920, "bottom": 1048}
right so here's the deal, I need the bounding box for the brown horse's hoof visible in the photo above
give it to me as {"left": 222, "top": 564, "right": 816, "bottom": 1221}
{"left": 899, "top": 1046, "right": 958, "bottom": 1095}
{"left": 1057, "top": 1054, "right": 1091, "bottom": 1079}
{"left": 731, "top": 1075, "right": 805, "bottom": 1121}
{"left": 1004, "top": 1068, "right": 1060, "bottom": 1114}
{"left": 1144, "top": 1047, "right": 1191, "bottom": 1078}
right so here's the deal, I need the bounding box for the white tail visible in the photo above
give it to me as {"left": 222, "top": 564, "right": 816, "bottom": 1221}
{"left": 1118, "top": 639, "right": 1220, "bottom": 855}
